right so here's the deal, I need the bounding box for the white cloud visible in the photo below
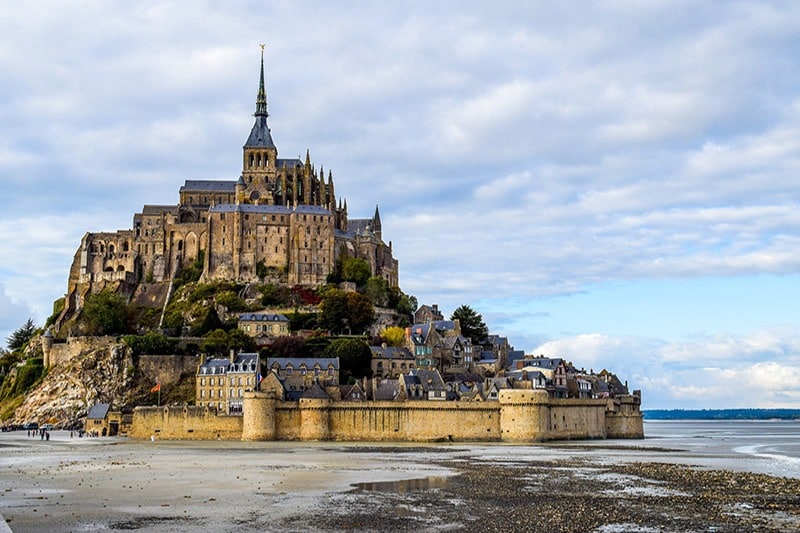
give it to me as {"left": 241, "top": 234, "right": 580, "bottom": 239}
{"left": 3, "top": 1, "right": 800, "bottom": 409}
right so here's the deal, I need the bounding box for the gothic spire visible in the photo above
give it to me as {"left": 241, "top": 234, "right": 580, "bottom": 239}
{"left": 255, "top": 44, "right": 268, "bottom": 117}
{"left": 244, "top": 45, "right": 276, "bottom": 149}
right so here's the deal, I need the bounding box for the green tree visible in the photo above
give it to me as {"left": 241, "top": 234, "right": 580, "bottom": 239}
{"left": 365, "top": 276, "right": 389, "bottom": 307}
{"left": 122, "top": 332, "right": 179, "bottom": 355}
{"left": 227, "top": 328, "right": 256, "bottom": 353}
{"left": 82, "top": 290, "right": 131, "bottom": 335}
{"left": 381, "top": 326, "right": 406, "bottom": 347}
{"left": 201, "top": 329, "right": 230, "bottom": 356}
{"left": 451, "top": 305, "right": 489, "bottom": 344}
{"left": 319, "top": 289, "right": 374, "bottom": 334}
{"left": 195, "top": 307, "right": 223, "bottom": 336}
{"left": 341, "top": 256, "right": 371, "bottom": 286}
{"left": 264, "top": 336, "right": 307, "bottom": 358}
{"left": 6, "top": 318, "right": 36, "bottom": 351}
{"left": 324, "top": 338, "right": 372, "bottom": 383}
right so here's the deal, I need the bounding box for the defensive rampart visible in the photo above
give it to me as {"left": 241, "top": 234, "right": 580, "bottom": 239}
{"left": 130, "top": 405, "right": 243, "bottom": 440}
{"left": 131, "top": 390, "right": 643, "bottom": 442}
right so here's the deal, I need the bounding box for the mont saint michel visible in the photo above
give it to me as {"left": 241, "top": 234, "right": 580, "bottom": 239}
{"left": 2, "top": 51, "right": 642, "bottom": 445}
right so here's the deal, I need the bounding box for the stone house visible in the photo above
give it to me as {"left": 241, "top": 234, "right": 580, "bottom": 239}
{"left": 400, "top": 369, "right": 447, "bottom": 401}
{"left": 266, "top": 357, "right": 339, "bottom": 397}
{"left": 196, "top": 352, "right": 260, "bottom": 414}
{"left": 414, "top": 303, "right": 444, "bottom": 324}
{"left": 238, "top": 312, "right": 289, "bottom": 338}
{"left": 369, "top": 345, "right": 415, "bottom": 378}
{"left": 86, "top": 403, "right": 122, "bottom": 436}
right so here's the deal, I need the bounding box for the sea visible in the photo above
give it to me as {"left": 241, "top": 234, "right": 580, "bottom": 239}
{"left": 640, "top": 419, "right": 800, "bottom": 479}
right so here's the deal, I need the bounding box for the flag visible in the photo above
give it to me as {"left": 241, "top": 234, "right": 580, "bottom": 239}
{"left": 257, "top": 373, "right": 263, "bottom": 383}
{"left": 151, "top": 383, "right": 161, "bottom": 393}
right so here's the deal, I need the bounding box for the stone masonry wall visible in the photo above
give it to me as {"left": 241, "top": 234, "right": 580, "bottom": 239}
{"left": 130, "top": 406, "right": 242, "bottom": 440}
{"left": 132, "top": 391, "right": 643, "bottom": 442}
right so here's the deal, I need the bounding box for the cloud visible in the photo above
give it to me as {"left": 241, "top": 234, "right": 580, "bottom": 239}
{"left": 0, "top": 283, "right": 34, "bottom": 349}
{"left": 530, "top": 328, "right": 800, "bottom": 408}
{"left": 3, "top": 2, "right": 800, "bottom": 409}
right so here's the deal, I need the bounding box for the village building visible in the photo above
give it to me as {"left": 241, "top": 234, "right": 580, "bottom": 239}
{"left": 265, "top": 357, "right": 339, "bottom": 398}
{"left": 369, "top": 345, "right": 416, "bottom": 378}
{"left": 196, "top": 352, "right": 260, "bottom": 414}
{"left": 238, "top": 312, "right": 290, "bottom": 338}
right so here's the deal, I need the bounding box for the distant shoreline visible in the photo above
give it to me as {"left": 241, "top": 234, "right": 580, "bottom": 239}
{"left": 644, "top": 408, "right": 800, "bottom": 420}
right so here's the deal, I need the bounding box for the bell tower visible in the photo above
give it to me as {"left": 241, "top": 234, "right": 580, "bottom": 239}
{"left": 241, "top": 44, "right": 278, "bottom": 204}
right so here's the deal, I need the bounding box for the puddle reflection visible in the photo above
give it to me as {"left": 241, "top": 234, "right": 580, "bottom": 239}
{"left": 352, "top": 475, "right": 453, "bottom": 493}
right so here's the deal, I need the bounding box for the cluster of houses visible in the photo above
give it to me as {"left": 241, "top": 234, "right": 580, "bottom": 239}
{"left": 196, "top": 304, "right": 631, "bottom": 415}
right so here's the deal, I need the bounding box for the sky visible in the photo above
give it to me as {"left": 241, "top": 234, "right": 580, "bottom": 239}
{"left": 1, "top": 1, "right": 799, "bottom": 409}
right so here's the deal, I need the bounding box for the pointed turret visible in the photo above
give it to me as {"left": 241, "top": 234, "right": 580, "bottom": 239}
{"left": 372, "top": 205, "right": 382, "bottom": 239}
{"left": 327, "top": 170, "right": 335, "bottom": 209}
{"left": 244, "top": 46, "right": 276, "bottom": 149}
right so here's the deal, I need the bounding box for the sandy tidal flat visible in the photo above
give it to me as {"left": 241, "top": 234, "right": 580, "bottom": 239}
{"left": 1, "top": 431, "right": 799, "bottom": 532}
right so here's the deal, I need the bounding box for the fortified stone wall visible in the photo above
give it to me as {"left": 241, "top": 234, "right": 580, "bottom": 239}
{"left": 605, "top": 396, "right": 645, "bottom": 439}
{"left": 130, "top": 405, "right": 242, "bottom": 440}
{"left": 131, "top": 391, "right": 643, "bottom": 442}
{"left": 47, "top": 336, "right": 119, "bottom": 368}
{"left": 138, "top": 354, "right": 200, "bottom": 388}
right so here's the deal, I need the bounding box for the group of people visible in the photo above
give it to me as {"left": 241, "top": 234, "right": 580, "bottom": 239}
{"left": 27, "top": 428, "right": 50, "bottom": 440}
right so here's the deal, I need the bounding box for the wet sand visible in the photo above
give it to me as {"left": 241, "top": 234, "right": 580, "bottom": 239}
{"left": 1, "top": 431, "right": 799, "bottom": 532}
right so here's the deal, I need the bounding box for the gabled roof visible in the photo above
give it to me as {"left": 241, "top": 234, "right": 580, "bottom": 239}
{"left": 409, "top": 369, "right": 446, "bottom": 392}
{"left": 523, "top": 357, "right": 565, "bottom": 371}
{"left": 301, "top": 382, "right": 332, "bottom": 400}
{"left": 87, "top": 403, "right": 111, "bottom": 420}
{"left": 141, "top": 205, "right": 179, "bottom": 215}
{"left": 267, "top": 357, "right": 339, "bottom": 370}
{"left": 238, "top": 313, "right": 289, "bottom": 323}
{"left": 369, "top": 346, "right": 414, "bottom": 359}
{"left": 431, "top": 320, "right": 457, "bottom": 332}
{"left": 374, "top": 379, "right": 401, "bottom": 401}
{"left": 180, "top": 180, "right": 237, "bottom": 193}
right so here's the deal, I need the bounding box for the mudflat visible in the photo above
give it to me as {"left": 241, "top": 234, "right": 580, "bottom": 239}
{"left": 1, "top": 432, "right": 799, "bottom": 532}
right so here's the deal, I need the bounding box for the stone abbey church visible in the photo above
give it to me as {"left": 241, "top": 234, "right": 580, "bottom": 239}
{"left": 56, "top": 52, "right": 398, "bottom": 330}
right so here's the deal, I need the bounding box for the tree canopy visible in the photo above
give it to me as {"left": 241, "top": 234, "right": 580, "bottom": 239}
{"left": 81, "top": 290, "right": 131, "bottom": 336}
{"left": 381, "top": 326, "right": 406, "bottom": 347}
{"left": 324, "top": 338, "right": 372, "bottom": 383}
{"left": 451, "top": 305, "right": 488, "bottom": 344}
{"left": 318, "top": 289, "right": 375, "bottom": 335}
{"left": 6, "top": 318, "right": 36, "bottom": 351}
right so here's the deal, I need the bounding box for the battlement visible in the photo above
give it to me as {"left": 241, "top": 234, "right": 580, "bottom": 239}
{"left": 129, "top": 390, "right": 643, "bottom": 442}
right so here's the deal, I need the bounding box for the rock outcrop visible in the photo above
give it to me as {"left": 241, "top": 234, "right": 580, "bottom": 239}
{"left": 13, "top": 340, "right": 136, "bottom": 425}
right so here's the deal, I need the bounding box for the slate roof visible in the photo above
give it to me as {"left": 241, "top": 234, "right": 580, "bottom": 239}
{"left": 87, "top": 403, "right": 111, "bottom": 420}
{"left": 301, "top": 382, "right": 332, "bottom": 400}
{"left": 199, "top": 353, "right": 259, "bottom": 374}
{"left": 238, "top": 313, "right": 289, "bottom": 323}
{"left": 432, "top": 320, "right": 458, "bottom": 332}
{"left": 523, "top": 357, "right": 564, "bottom": 371}
{"left": 267, "top": 357, "right": 339, "bottom": 370}
{"left": 374, "top": 379, "right": 401, "bottom": 401}
{"left": 209, "top": 204, "right": 332, "bottom": 215}
{"left": 369, "top": 346, "right": 414, "bottom": 360}
{"left": 276, "top": 158, "right": 303, "bottom": 169}
{"left": 245, "top": 115, "right": 276, "bottom": 148}
{"left": 141, "top": 205, "right": 179, "bottom": 215}
{"left": 180, "top": 180, "right": 237, "bottom": 193}
{"left": 409, "top": 369, "right": 446, "bottom": 392}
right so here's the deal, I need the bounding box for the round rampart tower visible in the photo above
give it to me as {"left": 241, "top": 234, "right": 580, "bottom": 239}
{"left": 499, "top": 389, "right": 549, "bottom": 442}
{"left": 242, "top": 391, "right": 277, "bottom": 441}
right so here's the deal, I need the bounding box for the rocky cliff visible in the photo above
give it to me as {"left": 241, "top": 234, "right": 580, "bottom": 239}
{"left": 12, "top": 339, "right": 137, "bottom": 425}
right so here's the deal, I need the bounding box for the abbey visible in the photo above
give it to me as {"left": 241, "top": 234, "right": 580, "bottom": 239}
{"left": 56, "top": 51, "right": 398, "bottom": 329}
